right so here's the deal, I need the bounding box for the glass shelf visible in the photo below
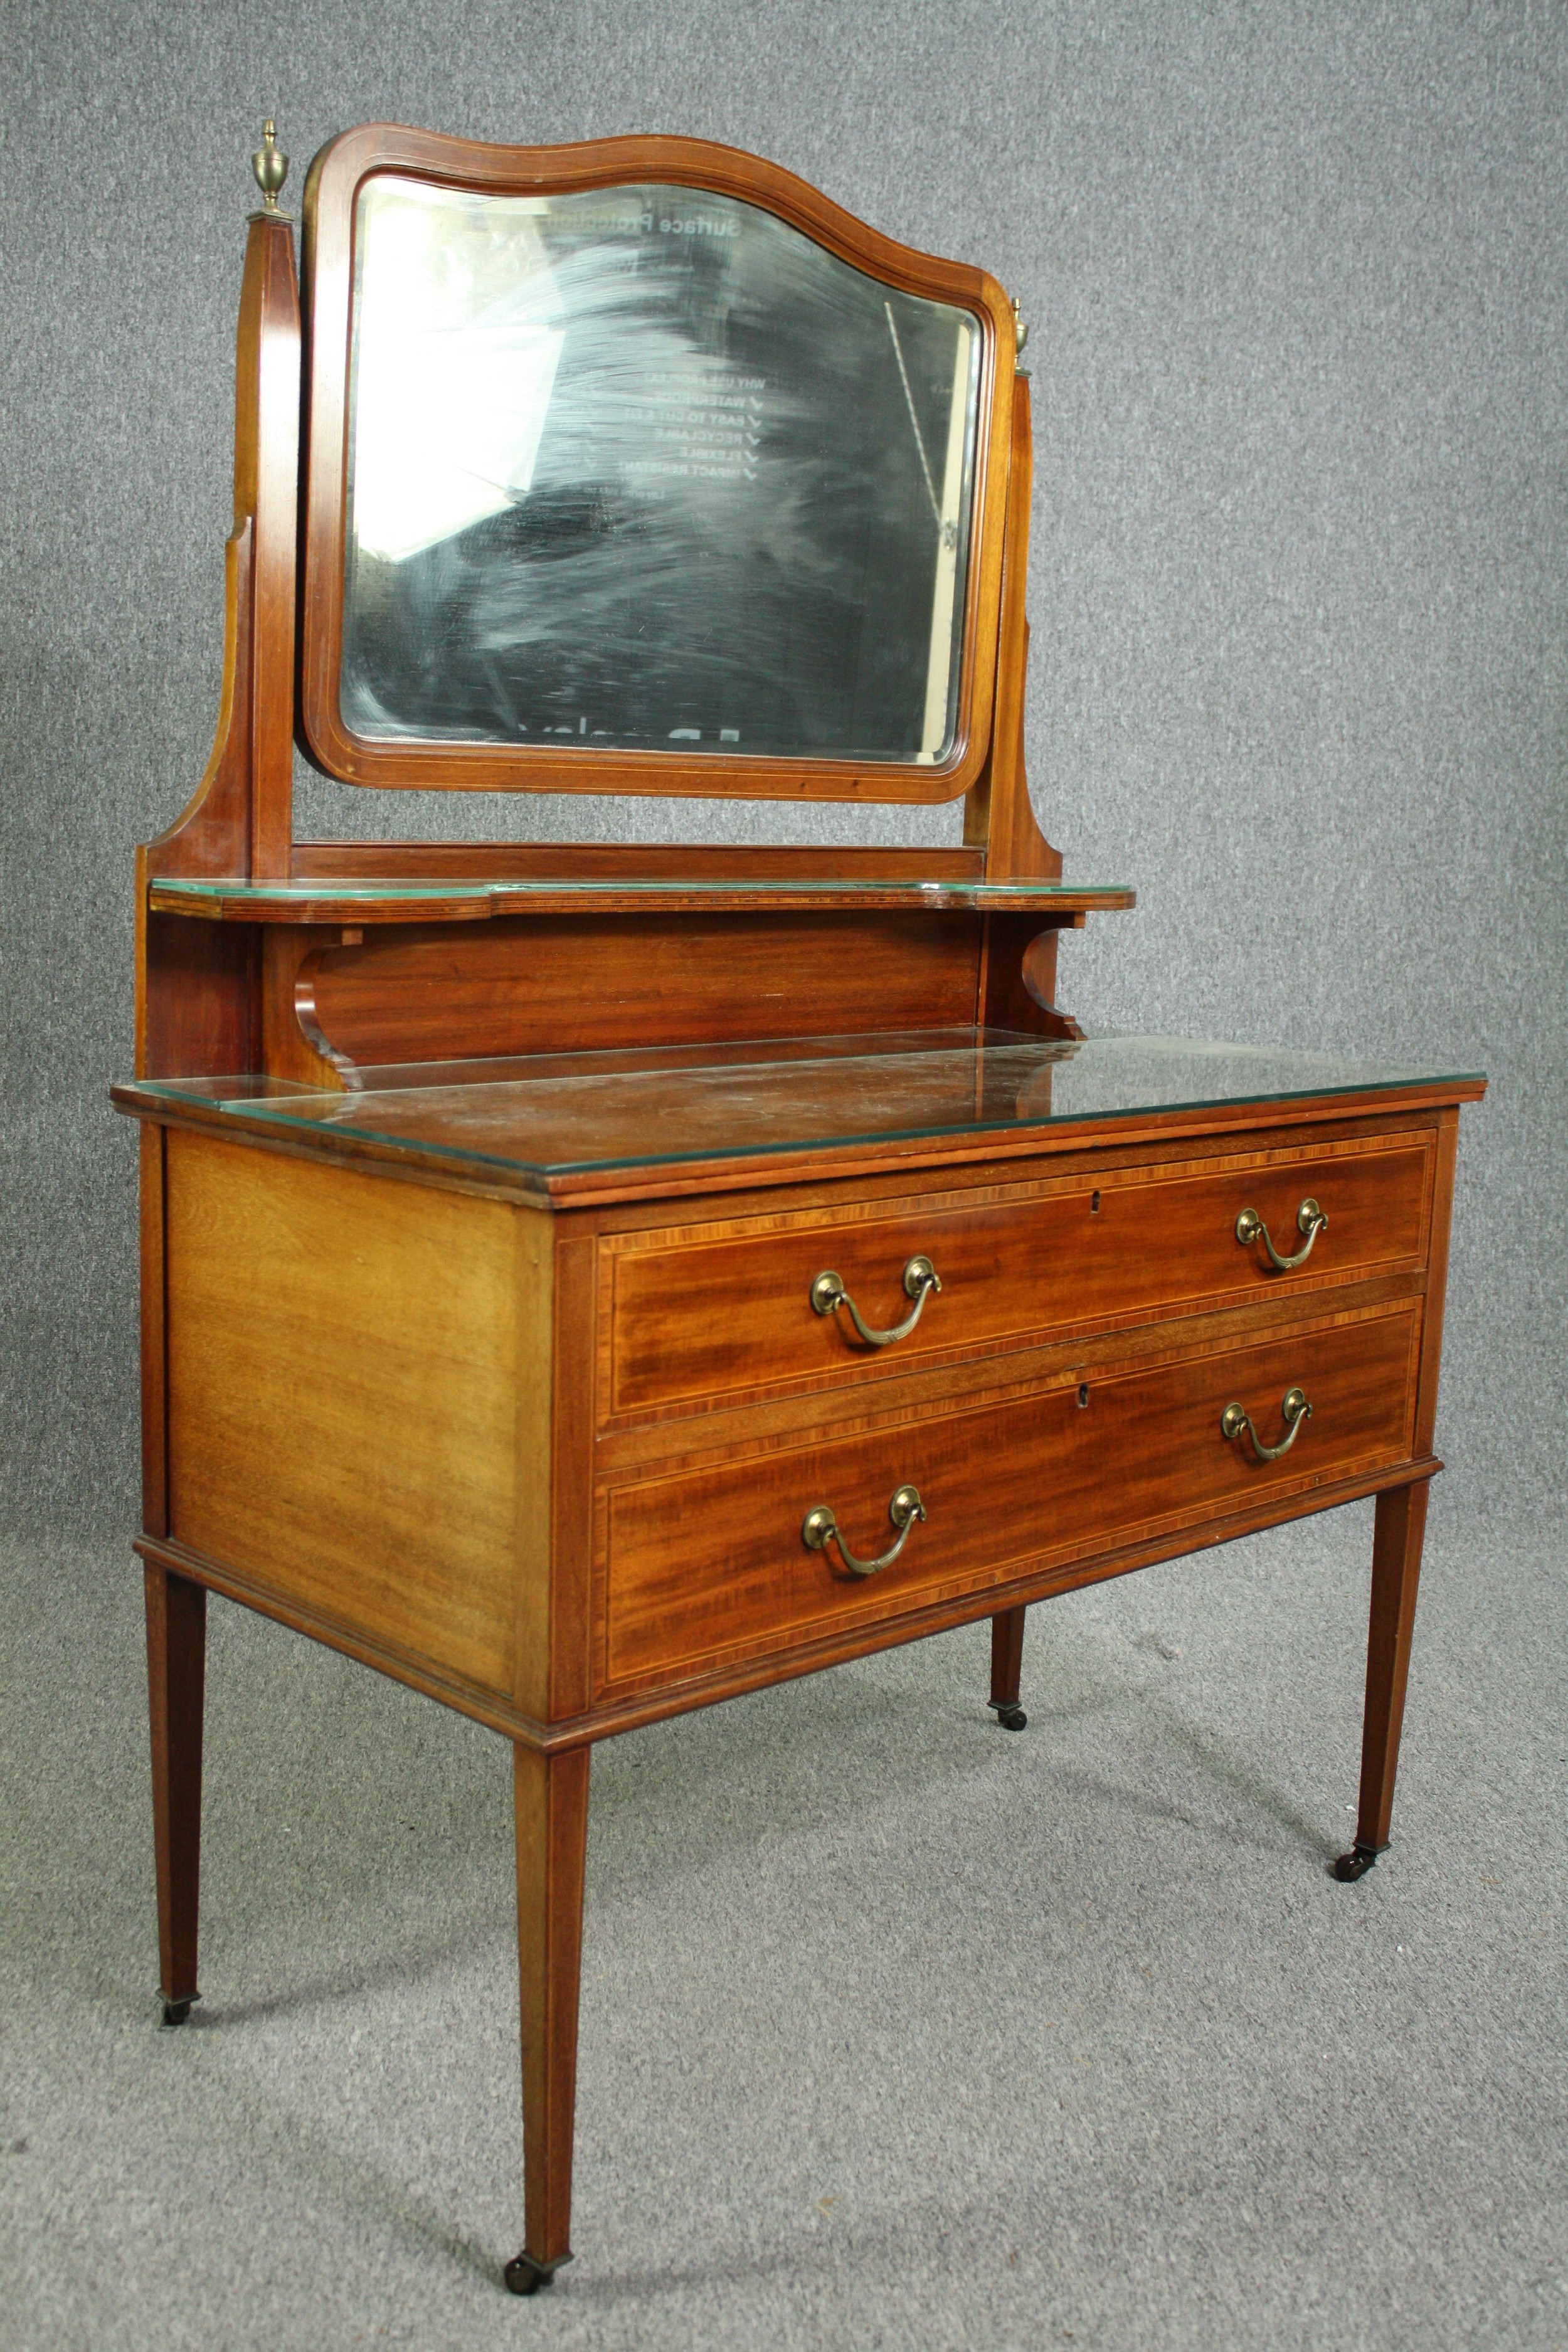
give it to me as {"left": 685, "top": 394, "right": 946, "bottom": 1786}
{"left": 146, "top": 876, "right": 1138, "bottom": 924}
{"left": 115, "top": 1029, "right": 1486, "bottom": 1190}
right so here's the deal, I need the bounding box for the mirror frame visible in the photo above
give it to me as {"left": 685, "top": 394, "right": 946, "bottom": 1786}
{"left": 299, "top": 125, "right": 1017, "bottom": 802}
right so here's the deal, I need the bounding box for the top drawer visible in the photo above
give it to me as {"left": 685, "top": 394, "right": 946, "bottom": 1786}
{"left": 602, "top": 1129, "right": 1434, "bottom": 1422}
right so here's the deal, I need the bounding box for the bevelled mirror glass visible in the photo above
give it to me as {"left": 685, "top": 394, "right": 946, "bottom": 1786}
{"left": 341, "top": 177, "right": 983, "bottom": 765}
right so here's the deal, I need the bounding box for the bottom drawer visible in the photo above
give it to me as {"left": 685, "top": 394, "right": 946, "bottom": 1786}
{"left": 598, "top": 1305, "right": 1420, "bottom": 1694}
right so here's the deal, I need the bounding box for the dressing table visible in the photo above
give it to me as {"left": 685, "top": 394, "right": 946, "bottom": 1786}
{"left": 113, "top": 122, "right": 1485, "bottom": 2292}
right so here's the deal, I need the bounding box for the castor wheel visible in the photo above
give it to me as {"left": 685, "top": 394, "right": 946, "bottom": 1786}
{"left": 994, "top": 1703, "right": 1027, "bottom": 1732}
{"left": 504, "top": 2251, "right": 569, "bottom": 2296}
{"left": 1332, "top": 1841, "right": 1383, "bottom": 1882}
{"left": 161, "top": 1998, "right": 193, "bottom": 2027}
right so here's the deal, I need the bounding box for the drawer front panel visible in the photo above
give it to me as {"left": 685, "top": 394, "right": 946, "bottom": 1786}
{"left": 605, "top": 1134, "right": 1431, "bottom": 1421}
{"left": 600, "top": 1303, "right": 1421, "bottom": 1693}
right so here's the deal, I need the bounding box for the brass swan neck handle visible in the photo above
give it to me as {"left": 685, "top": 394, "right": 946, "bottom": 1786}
{"left": 1236, "top": 1198, "right": 1327, "bottom": 1272}
{"left": 810, "top": 1256, "right": 940, "bottom": 1348}
{"left": 1221, "top": 1387, "right": 1313, "bottom": 1462}
{"left": 802, "top": 1485, "right": 926, "bottom": 1577}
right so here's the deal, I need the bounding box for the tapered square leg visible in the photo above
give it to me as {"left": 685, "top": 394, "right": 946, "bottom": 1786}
{"left": 988, "top": 1604, "right": 1028, "bottom": 1730}
{"left": 144, "top": 1564, "right": 206, "bottom": 2020}
{"left": 1335, "top": 1480, "right": 1429, "bottom": 1880}
{"left": 507, "top": 1742, "right": 591, "bottom": 2294}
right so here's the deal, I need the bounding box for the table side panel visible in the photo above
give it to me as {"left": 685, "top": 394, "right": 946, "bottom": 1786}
{"left": 162, "top": 1128, "right": 551, "bottom": 1703}
{"left": 139, "top": 1123, "right": 169, "bottom": 1540}
{"left": 1412, "top": 1106, "right": 1461, "bottom": 1458}
{"left": 546, "top": 1234, "right": 598, "bottom": 1723}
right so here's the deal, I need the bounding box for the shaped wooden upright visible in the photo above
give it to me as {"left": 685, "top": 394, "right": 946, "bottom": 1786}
{"left": 136, "top": 205, "right": 298, "bottom": 1080}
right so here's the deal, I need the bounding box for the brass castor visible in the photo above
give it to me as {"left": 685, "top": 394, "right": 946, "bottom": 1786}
{"left": 993, "top": 1703, "right": 1027, "bottom": 1732}
{"left": 504, "top": 2250, "right": 569, "bottom": 2296}
{"left": 161, "top": 1998, "right": 194, "bottom": 2027}
{"left": 1332, "top": 1841, "right": 1383, "bottom": 1882}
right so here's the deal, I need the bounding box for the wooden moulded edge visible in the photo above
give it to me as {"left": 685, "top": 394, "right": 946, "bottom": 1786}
{"left": 298, "top": 124, "right": 1017, "bottom": 804}
{"left": 143, "top": 880, "right": 1138, "bottom": 925}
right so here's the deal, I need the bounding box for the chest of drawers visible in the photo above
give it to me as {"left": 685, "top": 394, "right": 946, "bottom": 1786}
{"left": 591, "top": 1118, "right": 1441, "bottom": 1712}
{"left": 119, "top": 1045, "right": 1480, "bottom": 2286}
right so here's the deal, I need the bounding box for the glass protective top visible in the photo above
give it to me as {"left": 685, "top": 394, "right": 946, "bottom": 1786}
{"left": 342, "top": 177, "right": 982, "bottom": 763}
{"left": 124, "top": 1034, "right": 1485, "bottom": 1185}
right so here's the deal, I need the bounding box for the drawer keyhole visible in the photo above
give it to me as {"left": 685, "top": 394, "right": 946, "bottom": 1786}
{"left": 1078, "top": 1383, "right": 1090, "bottom": 1408}
{"left": 1090, "top": 1191, "right": 1101, "bottom": 1215}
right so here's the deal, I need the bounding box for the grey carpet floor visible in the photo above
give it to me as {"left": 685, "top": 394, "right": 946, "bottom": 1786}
{"left": 1, "top": 1495, "right": 1563, "bottom": 2351}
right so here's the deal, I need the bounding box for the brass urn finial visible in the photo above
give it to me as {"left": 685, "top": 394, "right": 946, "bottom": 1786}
{"left": 250, "top": 119, "right": 291, "bottom": 218}
{"left": 1011, "top": 295, "right": 1030, "bottom": 363}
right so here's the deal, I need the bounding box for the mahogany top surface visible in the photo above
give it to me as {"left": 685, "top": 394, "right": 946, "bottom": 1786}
{"left": 147, "top": 874, "right": 1136, "bottom": 924}
{"left": 114, "top": 1030, "right": 1486, "bottom": 1202}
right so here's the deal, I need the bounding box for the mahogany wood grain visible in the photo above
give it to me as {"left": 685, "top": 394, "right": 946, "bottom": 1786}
{"left": 145, "top": 1562, "right": 206, "bottom": 2006}
{"left": 139, "top": 1527, "right": 551, "bottom": 1748}
{"left": 583, "top": 1454, "right": 1447, "bottom": 1748}
{"left": 597, "top": 1302, "right": 1422, "bottom": 1695}
{"left": 990, "top": 1606, "right": 1026, "bottom": 1711}
{"left": 137, "top": 217, "right": 299, "bottom": 1082}
{"left": 540, "top": 1074, "right": 1483, "bottom": 1211}
{"left": 1411, "top": 1107, "right": 1459, "bottom": 1459}
{"left": 147, "top": 881, "right": 1130, "bottom": 927}
{"left": 139, "top": 896, "right": 258, "bottom": 1083}
{"left": 575, "top": 1106, "right": 1451, "bottom": 1241}
{"left": 234, "top": 217, "right": 299, "bottom": 881}
{"left": 142, "top": 522, "right": 254, "bottom": 884}
{"left": 300, "top": 127, "right": 1014, "bottom": 805}
{"left": 145, "top": 215, "right": 299, "bottom": 891}
{"left": 514, "top": 1214, "right": 558, "bottom": 1727}
{"left": 1019, "top": 931, "right": 1084, "bottom": 1037}
{"left": 138, "top": 1452, "right": 1441, "bottom": 1756}
{"left": 601, "top": 1271, "right": 1431, "bottom": 1483}
{"left": 603, "top": 1130, "right": 1435, "bottom": 1422}
{"left": 567, "top": 1079, "right": 1479, "bottom": 1210}
{"left": 1354, "top": 1480, "right": 1429, "bottom": 1853}
{"left": 963, "top": 376, "right": 1061, "bottom": 884}
{"left": 139, "top": 1124, "right": 168, "bottom": 1538}
{"left": 974, "top": 916, "right": 1084, "bottom": 1041}
{"left": 1339, "top": 1109, "right": 1458, "bottom": 1858}
{"left": 571, "top": 1110, "right": 1457, "bottom": 1261}
{"left": 293, "top": 842, "right": 990, "bottom": 883}
{"left": 514, "top": 1742, "right": 590, "bottom": 2274}
{"left": 115, "top": 1074, "right": 1485, "bottom": 1219}
{"left": 262, "top": 928, "right": 346, "bottom": 1089}
{"left": 292, "top": 912, "right": 985, "bottom": 1071}
{"left": 545, "top": 1237, "right": 597, "bottom": 1724}
{"left": 162, "top": 1129, "right": 551, "bottom": 1702}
